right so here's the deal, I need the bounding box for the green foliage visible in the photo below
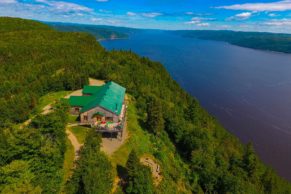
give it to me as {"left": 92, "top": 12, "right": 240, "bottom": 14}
{"left": 60, "top": 138, "right": 75, "bottom": 193}
{"left": 146, "top": 96, "right": 165, "bottom": 135}
{"left": 65, "top": 130, "right": 113, "bottom": 194}
{"left": 110, "top": 102, "right": 190, "bottom": 194}
{"left": 0, "top": 17, "right": 51, "bottom": 32}
{"left": 0, "top": 160, "right": 42, "bottom": 194}
{"left": 49, "top": 22, "right": 130, "bottom": 40}
{"left": 175, "top": 30, "right": 291, "bottom": 53}
{"left": 0, "top": 101, "right": 69, "bottom": 193}
{"left": 125, "top": 150, "right": 154, "bottom": 194}
{"left": 0, "top": 17, "right": 100, "bottom": 124}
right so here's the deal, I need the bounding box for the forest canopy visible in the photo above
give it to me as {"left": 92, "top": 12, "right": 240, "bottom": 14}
{"left": 174, "top": 30, "right": 291, "bottom": 53}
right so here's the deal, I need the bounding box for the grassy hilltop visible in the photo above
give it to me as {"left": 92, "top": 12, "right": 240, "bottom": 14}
{"left": 0, "top": 17, "right": 291, "bottom": 194}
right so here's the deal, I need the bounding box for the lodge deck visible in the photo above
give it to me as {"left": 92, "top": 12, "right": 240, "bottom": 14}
{"left": 90, "top": 105, "right": 127, "bottom": 139}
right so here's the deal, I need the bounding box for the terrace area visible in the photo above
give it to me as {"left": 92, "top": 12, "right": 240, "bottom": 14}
{"left": 90, "top": 103, "right": 127, "bottom": 139}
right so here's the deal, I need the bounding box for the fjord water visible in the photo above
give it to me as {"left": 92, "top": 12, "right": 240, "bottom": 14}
{"left": 101, "top": 30, "right": 291, "bottom": 181}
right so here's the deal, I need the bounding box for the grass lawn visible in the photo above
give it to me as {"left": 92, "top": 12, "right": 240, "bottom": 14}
{"left": 60, "top": 137, "right": 75, "bottom": 193}
{"left": 68, "top": 114, "right": 79, "bottom": 124}
{"left": 36, "top": 91, "right": 71, "bottom": 113}
{"left": 69, "top": 126, "right": 90, "bottom": 144}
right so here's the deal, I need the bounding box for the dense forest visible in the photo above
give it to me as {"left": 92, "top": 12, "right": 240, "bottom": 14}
{"left": 174, "top": 30, "right": 291, "bottom": 53}
{"left": 48, "top": 22, "right": 132, "bottom": 40}
{"left": 1, "top": 17, "right": 291, "bottom": 193}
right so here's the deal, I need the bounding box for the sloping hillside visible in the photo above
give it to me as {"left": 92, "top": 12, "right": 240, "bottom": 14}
{"left": 48, "top": 22, "right": 131, "bottom": 40}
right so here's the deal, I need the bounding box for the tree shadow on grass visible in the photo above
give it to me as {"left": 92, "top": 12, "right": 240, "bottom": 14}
{"left": 116, "top": 164, "right": 128, "bottom": 189}
{"left": 117, "top": 164, "right": 128, "bottom": 180}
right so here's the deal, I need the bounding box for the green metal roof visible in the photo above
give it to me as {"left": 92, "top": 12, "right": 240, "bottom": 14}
{"left": 69, "top": 96, "right": 94, "bottom": 107}
{"left": 82, "top": 85, "right": 103, "bottom": 95}
{"left": 69, "top": 81, "right": 126, "bottom": 116}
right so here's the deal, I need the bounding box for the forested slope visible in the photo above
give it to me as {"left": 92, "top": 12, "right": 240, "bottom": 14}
{"left": 1, "top": 17, "right": 291, "bottom": 193}
{"left": 48, "top": 22, "right": 130, "bottom": 40}
{"left": 174, "top": 30, "right": 291, "bottom": 53}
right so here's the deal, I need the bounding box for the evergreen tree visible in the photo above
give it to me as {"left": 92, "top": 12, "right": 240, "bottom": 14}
{"left": 66, "top": 130, "right": 113, "bottom": 194}
{"left": 125, "top": 150, "right": 154, "bottom": 194}
{"left": 146, "top": 97, "right": 164, "bottom": 135}
{"left": 243, "top": 143, "right": 259, "bottom": 179}
{"left": 0, "top": 160, "right": 42, "bottom": 194}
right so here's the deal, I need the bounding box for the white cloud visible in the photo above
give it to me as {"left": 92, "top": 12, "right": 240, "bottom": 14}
{"left": 197, "top": 23, "right": 210, "bottom": 27}
{"left": 0, "top": 0, "right": 16, "bottom": 4}
{"left": 36, "top": 0, "right": 92, "bottom": 13}
{"left": 236, "top": 12, "right": 252, "bottom": 19}
{"left": 125, "top": 11, "right": 162, "bottom": 18}
{"left": 91, "top": 17, "right": 102, "bottom": 22}
{"left": 185, "top": 17, "right": 212, "bottom": 27}
{"left": 265, "top": 18, "right": 291, "bottom": 26}
{"left": 186, "top": 21, "right": 200, "bottom": 25}
{"left": 268, "top": 13, "right": 278, "bottom": 17}
{"left": 228, "top": 12, "right": 252, "bottom": 20}
{"left": 127, "top": 12, "right": 136, "bottom": 16}
{"left": 141, "top": 12, "right": 162, "bottom": 18}
{"left": 220, "top": 25, "right": 231, "bottom": 29}
{"left": 217, "top": 0, "right": 291, "bottom": 12}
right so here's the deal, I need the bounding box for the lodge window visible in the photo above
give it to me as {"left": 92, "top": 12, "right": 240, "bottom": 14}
{"left": 106, "top": 117, "right": 113, "bottom": 122}
{"left": 84, "top": 115, "right": 88, "bottom": 121}
{"left": 75, "top": 107, "right": 79, "bottom": 112}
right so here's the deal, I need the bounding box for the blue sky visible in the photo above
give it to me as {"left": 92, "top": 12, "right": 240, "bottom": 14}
{"left": 1, "top": 0, "right": 291, "bottom": 32}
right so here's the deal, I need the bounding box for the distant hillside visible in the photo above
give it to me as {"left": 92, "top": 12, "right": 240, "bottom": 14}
{"left": 174, "top": 30, "right": 291, "bottom": 54}
{"left": 47, "top": 22, "right": 134, "bottom": 40}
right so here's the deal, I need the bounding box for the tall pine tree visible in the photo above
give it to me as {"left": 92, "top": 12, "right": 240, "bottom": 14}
{"left": 125, "top": 150, "right": 154, "bottom": 194}
{"left": 146, "top": 97, "right": 164, "bottom": 135}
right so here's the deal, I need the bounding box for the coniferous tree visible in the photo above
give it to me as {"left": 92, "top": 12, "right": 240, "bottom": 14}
{"left": 146, "top": 97, "right": 164, "bottom": 135}
{"left": 66, "top": 130, "right": 113, "bottom": 194}
{"left": 125, "top": 150, "right": 154, "bottom": 194}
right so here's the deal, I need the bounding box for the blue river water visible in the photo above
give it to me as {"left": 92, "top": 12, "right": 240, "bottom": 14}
{"left": 101, "top": 30, "right": 291, "bottom": 181}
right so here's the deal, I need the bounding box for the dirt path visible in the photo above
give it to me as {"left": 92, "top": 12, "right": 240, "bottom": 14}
{"left": 140, "top": 156, "right": 163, "bottom": 185}
{"left": 64, "top": 89, "right": 82, "bottom": 99}
{"left": 42, "top": 104, "right": 52, "bottom": 115}
{"left": 66, "top": 129, "right": 83, "bottom": 160}
{"left": 89, "top": 78, "right": 105, "bottom": 86}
